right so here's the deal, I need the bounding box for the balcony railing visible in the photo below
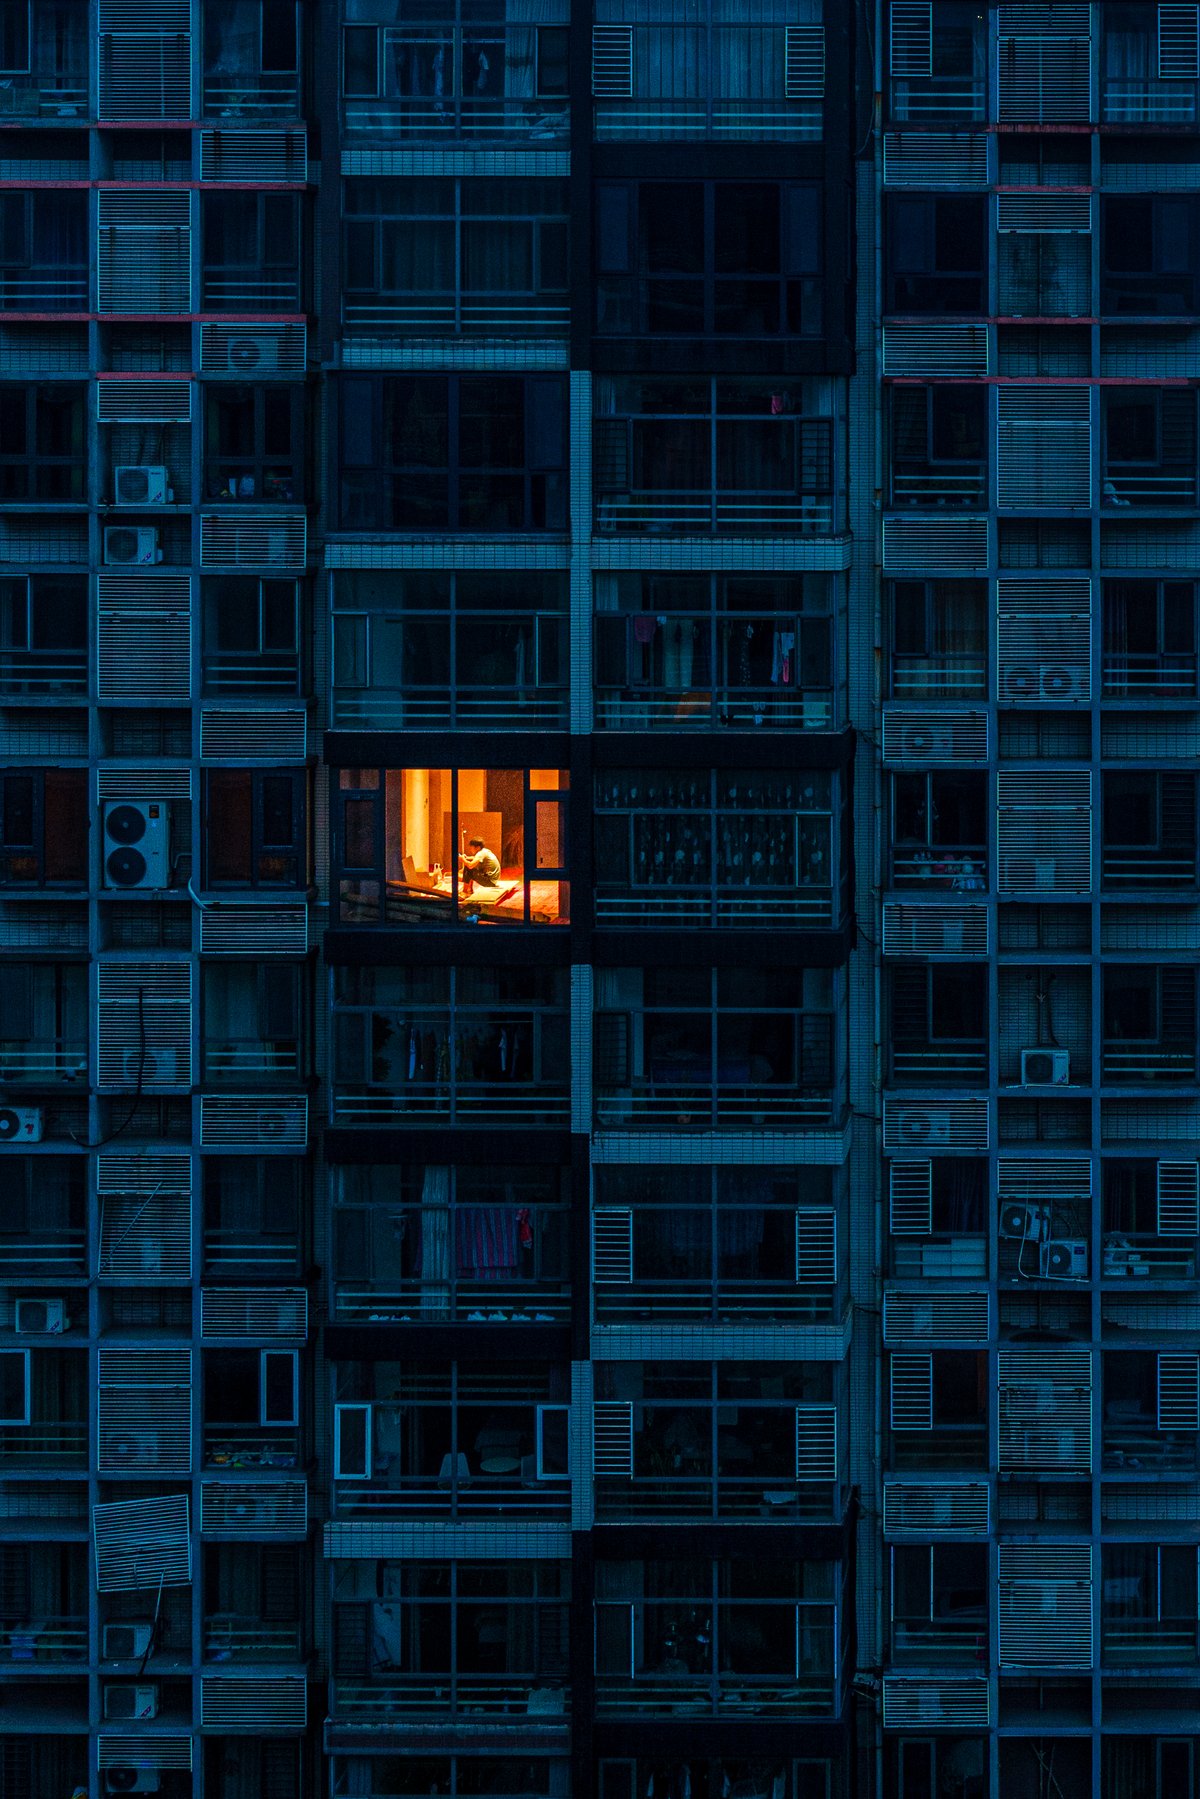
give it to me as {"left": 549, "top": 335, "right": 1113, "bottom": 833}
{"left": 593, "top": 889, "right": 835, "bottom": 930}
{"left": 203, "top": 74, "right": 301, "bottom": 119}
{"left": 595, "top": 686, "right": 833, "bottom": 731}
{"left": 593, "top": 1282, "right": 837, "bottom": 1326}
{"left": 1102, "top": 849, "right": 1196, "bottom": 889}
{"left": 594, "top": 1086, "right": 835, "bottom": 1129}
{"left": 0, "top": 1422, "right": 88, "bottom": 1468}
{"left": 891, "top": 470, "right": 986, "bottom": 508}
{"left": 0, "top": 1043, "right": 87, "bottom": 1083}
{"left": 0, "top": 74, "right": 87, "bottom": 119}
{"left": 333, "top": 1676, "right": 568, "bottom": 1720}
{"left": 0, "top": 649, "right": 87, "bottom": 698}
{"left": 890, "top": 1425, "right": 986, "bottom": 1473}
{"left": 1101, "top": 1042, "right": 1196, "bottom": 1083}
{"left": 891, "top": 849, "right": 988, "bottom": 892}
{"left": 891, "top": 1040, "right": 988, "bottom": 1085}
{"left": 1104, "top": 1425, "right": 1200, "bottom": 1473}
{"left": 1104, "top": 471, "right": 1198, "bottom": 508}
{"left": 1101, "top": 1618, "right": 1199, "bottom": 1664}
{"left": 1102, "top": 82, "right": 1200, "bottom": 124}
{"left": 204, "top": 654, "right": 301, "bottom": 697}
{"left": 203, "top": 1233, "right": 300, "bottom": 1280}
{"left": 202, "top": 275, "right": 301, "bottom": 311}
{"left": 595, "top": 492, "right": 834, "bottom": 535}
{"left": 889, "top": 81, "right": 986, "bottom": 122}
{"left": 204, "top": 1428, "right": 299, "bottom": 1472}
{"left": 595, "top": 99, "right": 822, "bottom": 141}
{"left": 203, "top": 1616, "right": 303, "bottom": 1663}
{"left": 595, "top": 1669, "right": 834, "bottom": 1717}
{"left": 1102, "top": 1234, "right": 1198, "bottom": 1281}
{"left": 891, "top": 655, "right": 988, "bottom": 701}
{"left": 595, "top": 1477, "right": 835, "bottom": 1523}
{"left": 0, "top": 1233, "right": 85, "bottom": 1277}
{"left": 0, "top": 1618, "right": 87, "bottom": 1662}
{"left": 203, "top": 1042, "right": 301, "bottom": 1081}
{"left": 333, "top": 1477, "right": 568, "bottom": 1520}
{"left": 333, "top": 1084, "right": 570, "bottom": 1127}
{"left": 343, "top": 295, "right": 569, "bottom": 336}
{"left": 1101, "top": 653, "right": 1198, "bottom": 698}
{"left": 332, "top": 686, "right": 568, "bottom": 731}
{"left": 891, "top": 1618, "right": 988, "bottom": 1665}
{"left": 344, "top": 95, "right": 570, "bottom": 142}
{"left": 335, "top": 1282, "right": 569, "bottom": 1325}
{"left": 0, "top": 270, "right": 88, "bottom": 311}
{"left": 891, "top": 1235, "right": 988, "bottom": 1281}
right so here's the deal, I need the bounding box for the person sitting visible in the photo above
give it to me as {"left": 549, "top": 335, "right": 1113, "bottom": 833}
{"left": 460, "top": 837, "right": 501, "bottom": 888}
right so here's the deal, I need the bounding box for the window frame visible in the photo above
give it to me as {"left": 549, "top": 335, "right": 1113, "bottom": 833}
{"left": 204, "top": 767, "right": 308, "bottom": 891}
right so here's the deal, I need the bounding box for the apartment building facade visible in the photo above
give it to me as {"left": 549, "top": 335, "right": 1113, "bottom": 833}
{"left": 0, "top": 4, "right": 1196, "bottom": 1798}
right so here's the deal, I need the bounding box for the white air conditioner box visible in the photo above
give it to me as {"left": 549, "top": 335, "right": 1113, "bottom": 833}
{"left": 103, "top": 1682, "right": 159, "bottom": 1721}
{"left": 106, "top": 1772, "right": 160, "bottom": 1795}
{"left": 226, "top": 333, "right": 279, "bottom": 373}
{"left": 103, "top": 801, "right": 171, "bottom": 890}
{"left": 0, "top": 1106, "right": 42, "bottom": 1144}
{"left": 104, "top": 526, "right": 162, "bottom": 566}
{"left": 103, "top": 1621, "right": 154, "bottom": 1660}
{"left": 1041, "top": 1238, "right": 1088, "bottom": 1278}
{"left": 114, "top": 466, "right": 172, "bottom": 506}
{"left": 999, "top": 1201, "right": 1050, "bottom": 1243}
{"left": 1021, "top": 1048, "right": 1070, "bottom": 1086}
{"left": 15, "top": 1297, "right": 65, "bottom": 1334}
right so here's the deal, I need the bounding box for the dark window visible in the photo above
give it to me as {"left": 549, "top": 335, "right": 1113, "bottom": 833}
{"left": 886, "top": 194, "right": 986, "bottom": 312}
{"left": 0, "top": 1, "right": 30, "bottom": 74}
{"left": 338, "top": 375, "right": 566, "bottom": 531}
{"left": 0, "top": 575, "right": 87, "bottom": 695}
{"left": 0, "top": 386, "right": 83, "bottom": 501}
{"left": 0, "top": 192, "right": 86, "bottom": 309}
{"left": 202, "top": 193, "right": 300, "bottom": 309}
{"left": 204, "top": 384, "right": 305, "bottom": 502}
{"left": 596, "top": 180, "right": 823, "bottom": 337}
{"left": 203, "top": 577, "right": 300, "bottom": 694}
{"left": 205, "top": 769, "right": 307, "bottom": 889}
{"left": 0, "top": 768, "right": 86, "bottom": 886}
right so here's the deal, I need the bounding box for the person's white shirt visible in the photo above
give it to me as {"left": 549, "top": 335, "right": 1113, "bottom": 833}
{"left": 461, "top": 845, "right": 501, "bottom": 885}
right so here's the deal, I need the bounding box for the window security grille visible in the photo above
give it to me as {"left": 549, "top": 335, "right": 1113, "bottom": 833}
{"left": 996, "top": 578, "right": 1092, "bottom": 705}
{"left": 591, "top": 1211, "right": 633, "bottom": 1284}
{"left": 98, "top": 1191, "right": 191, "bottom": 1284}
{"left": 97, "top": 573, "right": 192, "bottom": 706}
{"left": 889, "top": 1161, "right": 934, "bottom": 1235}
{"left": 785, "top": 26, "right": 825, "bottom": 99}
{"left": 883, "top": 323, "right": 989, "bottom": 377}
{"left": 93, "top": 1494, "right": 191, "bottom": 1593}
{"left": 97, "top": 1349, "right": 191, "bottom": 1476}
{"left": 1158, "top": 1354, "right": 1200, "bottom": 1429}
{"left": 998, "top": 1543, "right": 1093, "bottom": 1668}
{"left": 593, "top": 1401, "right": 634, "bottom": 1476}
{"left": 795, "top": 1405, "right": 838, "bottom": 1480}
{"left": 795, "top": 1210, "right": 837, "bottom": 1284}
{"left": 96, "top": 380, "right": 192, "bottom": 424}
{"left": 996, "top": 388, "right": 1092, "bottom": 510}
{"left": 997, "top": 1157, "right": 1092, "bottom": 1210}
{"left": 1159, "top": 5, "right": 1200, "bottom": 80}
{"left": 201, "top": 324, "right": 307, "bottom": 377}
{"left": 997, "top": 1348, "right": 1093, "bottom": 1472}
{"left": 882, "top": 516, "right": 990, "bottom": 573}
{"left": 98, "top": 1735, "right": 193, "bottom": 1773}
{"left": 96, "top": 193, "right": 192, "bottom": 314}
{"left": 200, "top": 515, "right": 306, "bottom": 571}
{"left": 884, "top": 1291, "right": 990, "bottom": 1343}
{"left": 96, "top": 962, "right": 193, "bottom": 1091}
{"left": 97, "top": 765, "right": 192, "bottom": 803}
{"left": 890, "top": 1355, "right": 934, "bottom": 1431}
{"left": 200, "top": 1677, "right": 307, "bottom": 1730}
{"left": 995, "top": 193, "right": 1092, "bottom": 233}
{"left": 1158, "top": 1162, "right": 1200, "bottom": 1234}
{"left": 883, "top": 904, "right": 990, "bottom": 958}
{"left": 997, "top": 770, "right": 1093, "bottom": 895}
{"left": 890, "top": 3, "right": 933, "bottom": 78}
{"left": 883, "top": 1481, "right": 990, "bottom": 1535}
{"left": 592, "top": 26, "right": 633, "bottom": 98}
{"left": 882, "top": 1677, "right": 991, "bottom": 1728}
{"left": 997, "top": 6, "right": 1092, "bottom": 123}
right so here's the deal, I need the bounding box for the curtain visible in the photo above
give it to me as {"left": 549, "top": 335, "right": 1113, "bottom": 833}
{"left": 419, "top": 1166, "right": 451, "bottom": 1316}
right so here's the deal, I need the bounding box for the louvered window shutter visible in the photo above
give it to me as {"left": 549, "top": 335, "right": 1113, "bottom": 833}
{"left": 1160, "top": 5, "right": 1200, "bottom": 79}
{"left": 795, "top": 1405, "right": 838, "bottom": 1479}
{"left": 592, "top": 1211, "right": 633, "bottom": 1283}
{"left": 1158, "top": 1355, "right": 1200, "bottom": 1429}
{"left": 890, "top": 1162, "right": 934, "bottom": 1234}
{"left": 890, "top": 2, "right": 933, "bottom": 77}
{"left": 794, "top": 1209, "right": 837, "bottom": 1283}
{"left": 785, "top": 26, "right": 825, "bottom": 99}
{"left": 593, "top": 1401, "right": 634, "bottom": 1476}
{"left": 1158, "top": 1161, "right": 1200, "bottom": 1235}
{"left": 593, "top": 26, "right": 633, "bottom": 98}
{"left": 890, "top": 1355, "right": 934, "bottom": 1430}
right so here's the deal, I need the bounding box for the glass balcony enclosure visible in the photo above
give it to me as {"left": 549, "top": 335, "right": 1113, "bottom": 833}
{"left": 0, "top": 961, "right": 86, "bottom": 1083}
{"left": 889, "top": 580, "right": 986, "bottom": 701}
{"left": 334, "top": 765, "right": 569, "bottom": 926}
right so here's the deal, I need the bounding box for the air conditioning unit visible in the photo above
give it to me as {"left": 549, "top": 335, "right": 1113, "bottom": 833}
{"left": 225, "top": 333, "right": 279, "bottom": 373}
{"left": 0, "top": 1106, "right": 42, "bottom": 1144}
{"left": 1040, "top": 667, "right": 1077, "bottom": 701}
{"left": 103, "top": 1621, "right": 154, "bottom": 1660}
{"left": 255, "top": 1107, "right": 293, "bottom": 1144}
{"left": 114, "top": 466, "right": 172, "bottom": 506}
{"left": 999, "top": 1201, "right": 1050, "bottom": 1243}
{"left": 1041, "top": 1238, "right": 1088, "bottom": 1278}
{"left": 1003, "top": 665, "right": 1038, "bottom": 700}
{"left": 15, "top": 1297, "right": 65, "bottom": 1334}
{"left": 108, "top": 1429, "right": 159, "bottom": 1466}
{"left": 121, "top": 1047, "right": 178, "bottom": 1085}
{"left": 106, "top": 1772, "right": 160, "bottom": 1796}
{"left": 103, "top": 801, "right": 171, "bottom": 890}
{"left": 1021, "top": 1048, "right": 1070, "bottom": 1086}
{"left": 103, "top": 1682, "right": 159, "bottom": 1721}
{"left": 104, "top": 526, "right": 162, "bottom": 566}
{"left": 895, "top": 1106, "right": 953, "bottom": 1146}
{"left": 902, "top": 726, "right": 953, "bottom": 758}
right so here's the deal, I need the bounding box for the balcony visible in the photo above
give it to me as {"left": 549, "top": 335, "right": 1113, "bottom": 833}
{"left": 0, "top": 267, "right": 87, "bottom": 312}
{"left": 0, "top": 1041, "right": 87, "bottom": 1085}
{"left": 1100, "top": 1039, "right": 1196, "bottom": 1084}
{"left": 202, "top": 1040, "right": 302, "bottom": 1083}
{"left": 891, "top": 1038, "right": 987, "bottom": 1087}
{"left": 1103, "top": 1419, "right": 1199, "bottom": 1475}
{"left": 0, "top": 1229, "right": 84, "bottom": 1281}
{"left": 0, "top": 647, "right": 86, "bottom": 701}
{"left": 203, "top": 72, "right": 301, "bottom": 121}
{"left": 0, "top": 1421, "right": 87, "bottom": 1472}
{"left": 595, "top": 610, "right": 833, "bottom": 731}
{"left": 890, "top": 1610, "right": 987, "bottom": 1668}
{"left": 890, "top": 467, "right": 986, "bottom": 510}
{"left": 343, "top": 293, "right": 569, "bottom": 338}
{"left": 334, "top": 1201, "right": 569, "bottom": 1326}
{"left": 1102, "top": 1232, "right": 1197, "bottom": 1282}
{"left": 1101, "top": 77, "right": 1200, "bottom": 126}
{"left": 596, "top": 490, "right": 834, "bottom": 536}
{"left": 1104, "top": 468, "right": 1199, "bottom": 508}
{"left": 1102, "top": 849, "right": 1196, "bottom": 891}
{"left": 594, "top": 1603, "right": 837, "bottom": 1719}
{"left": 595, "top": 1080, "right": 835, "bottom": 1132}
{"left": 204, "top": 1427, "right": 299, "bottom": 1474}
{"left": 1102, "top": 650, "right": 1199, "bottom": 699}
{"left": 891, "top": 651, "right": 987, "bottom": 702}
{"left": 1101, "top": 1616, "right": 1199, "bottom": 1666}
{"left": 0, "top": 1618, "right": 87, "bottom": 1665}
{"left": 889, "top": 1423, "right": 986, "bottom": 1474}
{"left": 595, "top": 1471, "right": 833, "bottom": 1525}
{"left": 203, "top": 1615, "right": 303, "bottom": 1664}
{"left": 332, "top": 1675, "right": 568, "bottom": 1722}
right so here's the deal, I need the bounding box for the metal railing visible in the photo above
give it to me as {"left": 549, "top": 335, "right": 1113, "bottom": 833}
{"left": 0, "top": 76, "right": 87, "bottom": 118}
{"left": 891, "top": 470, "right": 986, "bottom": 508}
{"left": 594, "top": 688, "right": 834, "bottom": 731}
{"left": 1101, "top": 1043, "right": 1197, "bottom": 1083}
{"left": 203, "top": 74, "right": 301, "bottom": 119}
{"left": 1101, "top": 653, "right": 1198, "bottom": 697}
{"left": 344, "top": 96, "right": 570, "bottom": 141}
{"left": 889, "top": 82, "right": 986, "bottom": 121}
{"left": 204, "top": 654, "right": 301, "bottom": 696}
{"left": 0, "top": 650, "right": 87, "bottom": 696}
{"left": 593, "top": 889, "right": 835, "bottom": 930}
{"left": 891, "top": 1619, "right": 988, "bottom": 1663}
{"left": 1101, "top": 1619, "right": 1199, "bottom": 1663}
{"left": 1102, "top": 1234, "right": 1197, "bottom": 1280}
{"left": 594, "top": 1478, "right": 836, "bottom": 1523}
{"left": 594, "top": 1087, "right": 835, "bottom": 1129}
{"left": 202, "top": 275, "right": 301, "bottom": 311}
{"left": 891, "top": 1041, "right": 988, "bottom": 1084}
{"left": 333, "top": 1084, "right": 570, "bottom": 1126}
{"left": 1104, "top": 1429, "right": 1199, "bottom": 1472}
{"left": 595, "top": 99, "right": 822, "bottom": 141}
{"left": 0, "top": 1618, "right": 87, "bottom": 1661}
{"left": 333, "top": 1676, "right": 568, "bottom": 1719}
{"left": 890, "top": 1428, "right": 987, "bottom": 1474}
{"left": 204, "top": 1429, "right": 299, "bottom": 1472}
{"left": 203, "top": 1616, "right": 303, "bottom": 1663}
{"left": 593, "top": 1284, "right": 837, "bottom": 1326}
{"left": 891, "top": 850, "right": 988, "bottom": 892}
{"left": 0, "top": 1423, "right": 88, "bottom": 1467}
{"left": 343, "top": 295, "right": 569, "bottom": 335}
{"left": 203, "top": 1043, "right": 302, "bottom": 1079}
{"left": 1104, "top": 471, "right": 1198, "bottom": 508}
{"left": 0, "top": 1043, "right": 87, "bottom": 1083}
{"left": 332, "top": 687, "right": 568, "bottom": 730}
{"left": 334, "top": 1480, "right": 568, "bottom": 1519}
{"left": 203, "top": 1233, "right": 300, "bottom": 1279}
{"left": 1102, "top": 83, "right": 1200, "bottom": 124}
{"left": 595, "top": 492, "right": 835, "bottom": 535}
{"left": 0, "top": 271, "right": 88, "bottom": 311}
{"left": 335, "top": 1283, "right": 569, "bottom": 1324}
{"left": 891, "top": 1236, "right": 988, "bottom": 1281}
{"left": 891, "top": 656, "right": 988, "bottom": 700}
{"left": 0, "top": 1235, "right": 84, "bottom": 1275}
{"left": 1102, "top": 849, "right": 1196, "bottom": 888}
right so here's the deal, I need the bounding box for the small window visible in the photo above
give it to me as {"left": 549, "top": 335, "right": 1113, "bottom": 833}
{"left": 536, "top": 1403, "right": 570, "bottom": 1480}
{"left": 206, "top": 769, "right": 307, "bottom": 889}
{"left": 0, "top": 1, "right": 30, "bottom": 75}
{"left": 260, "top": 1350, "right": 298, "bottom": 1426}
{"left": 536, "top": 26, "right": 569, "bottom": 96}
{"left": 334, "top": 1403, "right": 372, "bottom": 1480}
{"left": 0, "top": 1349, "right": 29, "bottom": 1424}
